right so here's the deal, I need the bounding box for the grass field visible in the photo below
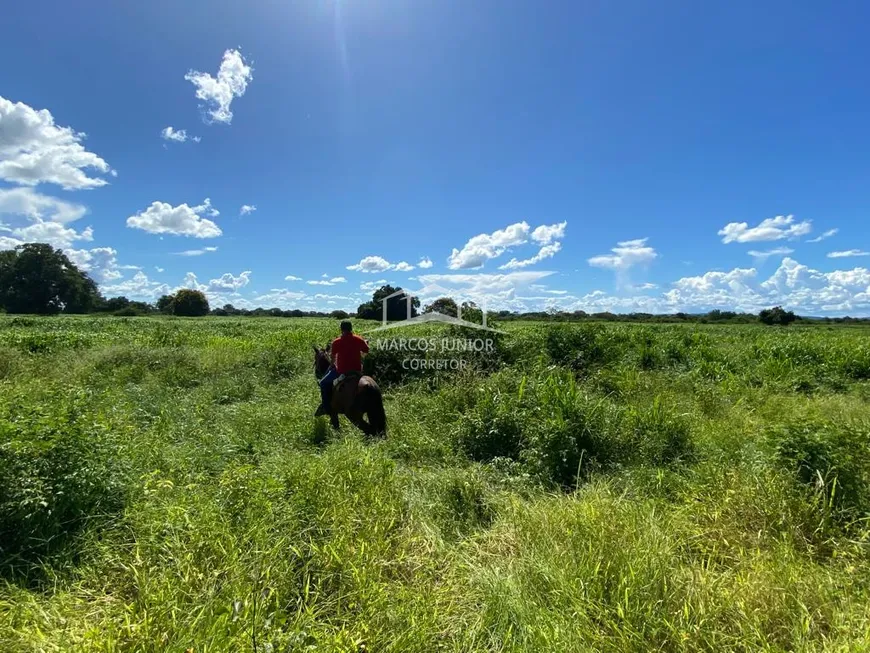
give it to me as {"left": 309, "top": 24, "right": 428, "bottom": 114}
{"left": 1, "top": 315, "right": 869, "bottom": 651}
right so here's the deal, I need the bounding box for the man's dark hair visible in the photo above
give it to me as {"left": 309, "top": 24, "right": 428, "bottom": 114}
{"left": 340, "top": 320, "right": 353, "bottom": 333}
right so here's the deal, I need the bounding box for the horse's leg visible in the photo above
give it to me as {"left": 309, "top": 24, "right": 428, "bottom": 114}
{"left": 346, "top": 410, "right": 373, "bottom": 436}
{"left": 329, "top": 412, "right": 340, "bottom": 430}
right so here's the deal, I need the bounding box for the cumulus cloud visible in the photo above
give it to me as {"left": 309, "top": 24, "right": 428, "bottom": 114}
{"left": 499, "top": 242, "right": 562, "bottom": 270}
{"left": 239, "top": 204, "right": 256, "bottom": 216}
{"left": 448, "top": 221, "right": 567, "bottom": 269}
{"left": 531, "top": 221, "right": 567, "bottom": 245}
{"left": 718, "top": 214, "right": 812, "bottom": 244}
{"left": 588, "top": 238, "right": 657, "bottom": 270}
{"left": 416, "top": 270, "right": 555, "bottom": 307}
{"left": 126, "top": 198, "right": 222, "bottom": 238}
{"left": 284, "top": 275, "right": 302, "bottom": 281}
{"left": 828, "top": 250, "right": 869, "bottom": 258}
{"left": 394, "top": 261, "right": 414, "bottom": 272}
{"left": 0, "top": 186, "right": 87, "bottom": 223}
{"left": 65, "top": 247, "right": 126, "bottom": 283}
{"left": 102, "top": 271, "right": 171, "bottom": 300}
{"left": 0, "top": 187, "right": 94, "bottom": 249}
{"left": 447, "top": 222, "right": 531, "bottom": 269}
{"left": 347, "top": 255, "right": 394, "bottom": 273}
{"left": 161, "top": 126, "right": 199, "bottom": 143}
{"left": 208, "top": 270, "right": 252, "bottom": 291}
{"left": 417, "top": 257, "right": 433, "bottom": 269}
{"left": 174, "top": 246, "right": 218, "bottom": 256}
{"left": 185, "top": 49, "right": 253, "bottom": 124}
{"left": 0, "top": 95, "right": 114, "bottom": 189}
{"left": 808, "top": 228, "right": 838, "bottom": 243}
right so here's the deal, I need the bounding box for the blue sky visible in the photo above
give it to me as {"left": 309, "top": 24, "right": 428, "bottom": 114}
{"left": 2, "top": 0, "right": 869, "bottom": 314}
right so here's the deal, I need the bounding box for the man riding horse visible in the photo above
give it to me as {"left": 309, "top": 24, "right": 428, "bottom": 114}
{"left": 313, "top": 320, "right": 387, "bottom": 436}
{"left": 315, "top": 320, "right": 368, "bottom": 416}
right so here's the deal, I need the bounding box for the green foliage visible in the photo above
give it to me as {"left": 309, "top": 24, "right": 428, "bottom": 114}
{"left": 356, "top": 284, "right": 420, "bottom": 321}
{"left": 759, "top": 305, "right": 797, "bottom": 326}
{"left": 0, "top": 243, "right": 102, "bottom": 315}
{"left": 424, "top": 296, "right": 458, "bottom": 317}
{"left": 171, "top": 288, "right": 210, "bottom": 316}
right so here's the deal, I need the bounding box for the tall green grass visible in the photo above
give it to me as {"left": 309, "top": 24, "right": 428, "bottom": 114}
{"left": 1, "top": 316, "right": 869, "bottom": 651}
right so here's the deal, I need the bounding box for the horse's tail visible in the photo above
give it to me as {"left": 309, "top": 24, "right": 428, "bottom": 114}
{"left": 365, "top": 383, "right": 387, "bottom": 436}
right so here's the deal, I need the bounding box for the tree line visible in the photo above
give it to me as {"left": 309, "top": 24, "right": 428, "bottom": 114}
{"left": 1, "top": 243, "right": 865, "bottom": 325}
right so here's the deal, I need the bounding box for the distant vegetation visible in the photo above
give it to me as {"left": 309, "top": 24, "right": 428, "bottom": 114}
{"left": 2, "top": 243, "right": 868, "bottom": 325}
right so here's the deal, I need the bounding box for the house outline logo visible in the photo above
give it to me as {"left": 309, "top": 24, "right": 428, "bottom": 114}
{"left": 367, "top": 285, "right": 505, "bottom": 333}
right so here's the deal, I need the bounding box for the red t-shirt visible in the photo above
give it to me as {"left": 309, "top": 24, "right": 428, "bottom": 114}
{"left": 331, "top": 333, "right": 369, "bottom": 374}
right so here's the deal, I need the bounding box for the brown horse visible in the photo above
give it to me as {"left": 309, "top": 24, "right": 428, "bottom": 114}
{"left": 313, "top": 345, "right": 387, "bottom": 437}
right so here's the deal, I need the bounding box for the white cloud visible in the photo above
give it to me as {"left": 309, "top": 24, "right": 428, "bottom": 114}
{"left": 307, "top": 276, "right": 347, "bottom": 286}
{"left": 360, "top": 279, "right": 388, "bottom": 292}
{"left": 417, "top": 257, "right": 433, "bottom": 269}
{"left": 447, "top": 220, "right": 568, "bottom": 269}
{"left": 126, "top": 198, "right": 222, "bottom": 238}
{"left": 161, "top": 126, "right": 199, "bottom": 143}
{"left": 64, "top": 247, "right": 124, "bottom": 282}
{"left": 174, "top": 246, "right": 218, "bottom": 256}
{"left": 447, "top": 221, "right": 531, "bottom": 269}
{"left": 588, "top": 238, "right": 657, "bottom": 270}
{"left": 284, "top": 275, "right": 302, "bottom": 281}
{"left": 347, "top": 255, "right": 394, "bottom": 273}
{"left": 0, "top": 187, "right": 94, "bottom": 249}
{"left": 651, "top": 257, "right": 870, "bottom": 314}
{"left": 7, "top": 221, "right": 94, "bottom": 249}
{"left": 828, "top": 250, "right": 870, "bottom": 258}
{"left": 155, "top": 266, "right": 164, "bottom": 273}
{"left": 499, "top": 241, "right": 562, "bottom": 270}
{"left": 416, "top": 270, "right": 555, "bottom": 308}
{"left": 239, "top": 204, "right": 256, "bottom": 216}
{"left": 185, "top": 49, "right": 253, "bottom": 125}
{"left": 718, "top": 214, "right": 812, "bottom": 244}
{"left": 394, "top": 261, "right": 414, "bottom": 272}
{"left": 0, "top": 95, "right": 114, "bottom": 189}
{"left": 0, "top": 187, "right": 87, "bottom": 223}
{"left": 531, "top": 221, "right": 567, "bottom": 245}
{"left": 747, "top": 246, "right": 794, "bottom": 261}
{"left": 208, "top": 270, "right": 252, "bottom": 291}
{"left": 808, "top": 228, "right": 838, "bottom": 243}
{"left": 252, "top": 288, "right": 308, "bottom": 308}
{"left": 102, "top": 271, "right": 171, "bottom": 300}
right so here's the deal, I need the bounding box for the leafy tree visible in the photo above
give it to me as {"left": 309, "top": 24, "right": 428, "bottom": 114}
{"left": 330, "top": 309, "right": 350, "bottom": 319}
{"left": 759, "top": 306, "right": 797, "bottom": 326}
{"left": 104, "top": 296, "right": 131, "bottom": 312}
{"left": 424, "top": 297, "right": 458, "bottom": 317}
{"left": 172, "top": 289, "right": 210, "bottom": 316}
{"left": 0, "top": 243, "right": 102, "bottom": 314}
{"left": 156, "top": 294, "right": 175, "bottom": 314}
{"left": 356, "top": 285, "right": 419, "bottom": 321}
{"left": 460, "top": 300, "right": 483, "bottom": 324}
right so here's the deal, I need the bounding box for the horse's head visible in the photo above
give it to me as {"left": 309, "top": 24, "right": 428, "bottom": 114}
{"left": 313, "top": 344, "right": 332, "bottom": 379}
